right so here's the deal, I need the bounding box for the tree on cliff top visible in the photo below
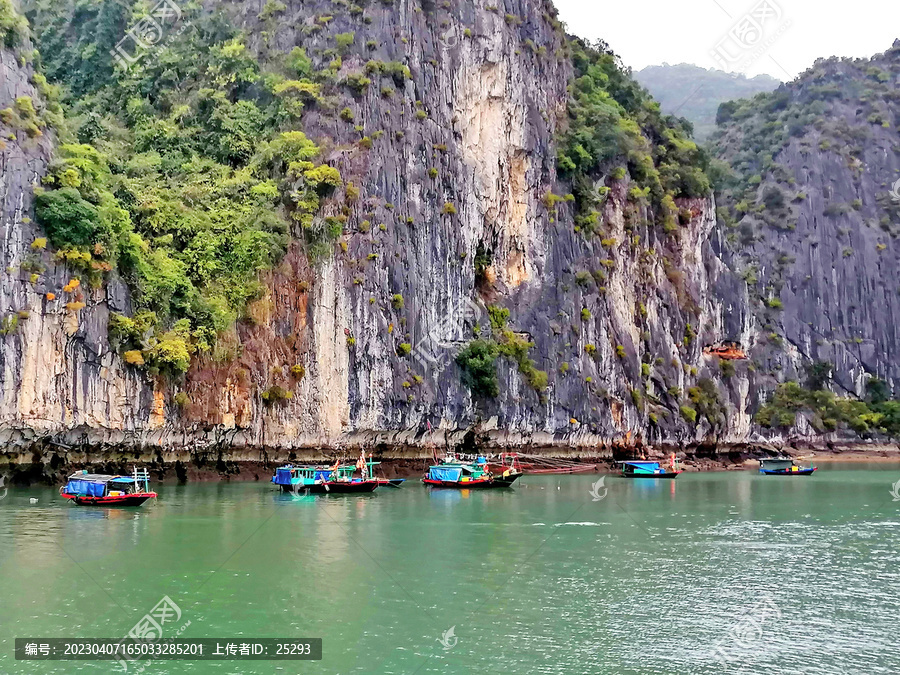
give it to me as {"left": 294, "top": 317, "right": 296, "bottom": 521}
{"left": 557, "top": 38, "right": 710, "bottom": 234}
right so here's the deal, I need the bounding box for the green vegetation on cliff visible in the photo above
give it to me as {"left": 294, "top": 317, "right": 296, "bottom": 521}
{"left": 710, "top": 43, "right": 900, "bottom": 247}
{"left": 457, "top": 306, "right": 548, "bottom": 399}
{"left": 756, "top": 379, "right": 900, "bottom": 437}
{"left": 0, "top": 0, "right": 28, "bottom": 48}
{"left": 557, "top": 38, "right": 710, "bottom": 234}
{"left": 24, "top": 5, "right": 344, "bottom": 374}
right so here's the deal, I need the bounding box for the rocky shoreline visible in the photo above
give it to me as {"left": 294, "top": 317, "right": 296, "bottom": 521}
{"left": 2, "top": 442, "right": 898, "bottom": 486}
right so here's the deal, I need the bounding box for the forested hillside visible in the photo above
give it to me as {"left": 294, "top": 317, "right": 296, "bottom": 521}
{"left": 635, "top": 63, "right": 779, "bottom": 142}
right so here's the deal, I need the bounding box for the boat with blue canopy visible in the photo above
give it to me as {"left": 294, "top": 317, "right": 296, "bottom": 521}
{"left": 758, "top": 457, "right": 817, "bottom": 476}
{"left": 272, "top": 451, "right": 381, "bottom": 493}
{"left": 619, "top": 460, "right": 681, "bottom": 479}
{"left": 60, "top": 468, "right": 157, "bottom": 506}
{"left": 423, "top": 454, "right": 522, "bottom": 488}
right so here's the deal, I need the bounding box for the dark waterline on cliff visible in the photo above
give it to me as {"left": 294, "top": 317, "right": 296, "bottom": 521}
{"left": 1, "top": 464, "right": 899, "bottom": 673}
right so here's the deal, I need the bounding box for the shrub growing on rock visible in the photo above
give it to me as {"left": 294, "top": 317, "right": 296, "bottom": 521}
{"left": 456, "top": 339, "right": 499, "bottom": 397}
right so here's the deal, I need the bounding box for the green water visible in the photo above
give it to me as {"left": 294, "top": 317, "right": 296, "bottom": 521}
{"left": 1, "top": 464, "right": 899, "bottom": 674}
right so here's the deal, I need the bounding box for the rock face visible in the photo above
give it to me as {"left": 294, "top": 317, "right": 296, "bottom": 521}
{"left": 710, "top": 42, "right": 900, "bottom": 421}
{"left": 1, "top": 1, "right": 896, "bottom": 464}
{"left": 0, "top": 42, "right": 152, "bottom": 453}
{"left": 170, "top": 0, "right": 740, "bottom": 454}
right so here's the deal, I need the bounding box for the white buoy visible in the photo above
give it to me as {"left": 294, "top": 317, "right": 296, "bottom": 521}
{"left": 29, "top": 498, "right": 38, "bottom": 504}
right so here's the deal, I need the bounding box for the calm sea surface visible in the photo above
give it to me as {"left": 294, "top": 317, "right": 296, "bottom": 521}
{"left": 1, "top": 464, "right": 899, "bottom": 674}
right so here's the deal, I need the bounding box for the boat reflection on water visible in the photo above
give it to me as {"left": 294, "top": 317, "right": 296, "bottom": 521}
{"left": 620, "top": 471, "right": 679, "bottom": 501}
{"left": 65, "top": 506, "right": 144, "bottom": 521}
{"left": 427, "top": 487, "right": 464, "bottom": 505}
{"left": 273, "top": 491, "right": 318, "bottom": 504}
{"left": 629, "top": 477, "right": 675, "bottom": 496}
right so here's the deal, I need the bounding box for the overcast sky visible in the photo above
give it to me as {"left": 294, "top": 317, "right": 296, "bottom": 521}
{"left": 554, "top": 0, "right": 900, "bottom": 81}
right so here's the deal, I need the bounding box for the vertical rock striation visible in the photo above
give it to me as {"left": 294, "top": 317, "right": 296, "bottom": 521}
{"left": 0, "top": 41, "right": 151, "bottom": 451}
{"left": 3, "top": 1, "right": 897, "bottom": 463}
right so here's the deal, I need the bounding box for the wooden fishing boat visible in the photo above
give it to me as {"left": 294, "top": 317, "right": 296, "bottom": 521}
{"left": 272, "top": 465, "right": 380, "bottom": 493}
{"left": 758, "top": 458, "right": 817, "bottom": 476}
{"left": 619, "top": 460, "right": 681, "bottom": 479}
{"left": 272, "top": 451, "right": 381, "bottom": 494}
{"left": 422, "top": 455, "right": 522, "bottom": 488}
{"left": 60, "top": 468, "right": 157, "bottom": 506}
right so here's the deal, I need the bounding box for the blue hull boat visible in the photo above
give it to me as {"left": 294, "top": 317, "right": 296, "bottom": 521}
{"left": 758, "top": 458, "right": 817, "bottom": 476}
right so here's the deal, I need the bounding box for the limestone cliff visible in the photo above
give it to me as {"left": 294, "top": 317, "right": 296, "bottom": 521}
{"left": 1, "top": 0, "right": 894, "bottom": 466}
{"left": 710, "top": 42, "right": 900, "bottom": 442}
{"left": 0, "top": 36, "right": 152, "bottom": 452}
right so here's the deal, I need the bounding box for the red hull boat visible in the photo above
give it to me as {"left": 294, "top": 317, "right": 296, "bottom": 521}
{"left": 423, "top": 457, "right": 523, "bottom": 489}
{"left": 61, "top": 492, "right": 158, "bottom": 506}
{"left": 273, "top": 452, "right": 392, "bottom": 494}
{"left": 422, "top": 473, "right": 522, "bottom": 488}
{"left": 61, "top": 468, "right": 157, "bottom": 507}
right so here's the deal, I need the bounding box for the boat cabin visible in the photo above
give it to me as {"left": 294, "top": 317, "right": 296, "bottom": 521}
{"left": 758, "top": 458, "right": 795, "bottom": 472}
{"left": 273, "top": 465, "right": 354, "bottom": 488}
{"left": 620, "top": 461, "right": 664, "bottom": 476}
{"left": 426, "top": 463, "right": 487, "bottom": 483}
{"left": 758, "top": 457, "right": 816, "bottom": 475}
{"left": 64, "top": 473, "right": 142, "bottom": 497}
{"left": 273, "top": 465, "right": 338, "bottom": 489}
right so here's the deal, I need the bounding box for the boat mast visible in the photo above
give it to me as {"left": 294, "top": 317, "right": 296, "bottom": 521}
{"left": 133, "top": 466, "right": 150, "bottom": 493}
